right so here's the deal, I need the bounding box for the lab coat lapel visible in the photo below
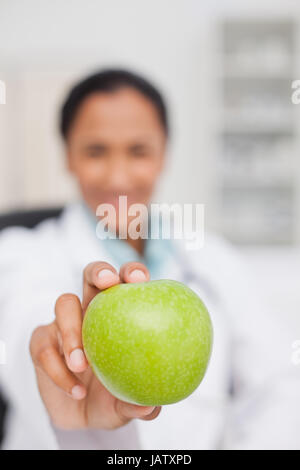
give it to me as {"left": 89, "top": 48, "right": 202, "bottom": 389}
{"left": 59, "top": 203, "right": 117, "bottom": 284}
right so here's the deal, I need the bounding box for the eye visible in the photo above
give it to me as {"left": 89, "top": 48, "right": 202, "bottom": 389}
{"left": 85, "top": 145, "right": 107, "bottom": 158}
{"left": 129, "top": 145, "right": 150, "bottom": 158}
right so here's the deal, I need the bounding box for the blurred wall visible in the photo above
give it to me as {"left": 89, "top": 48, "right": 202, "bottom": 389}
{"left": 0, "top": 1, "right": 298, "bottom": 224}
{"left": 1, "top": 0, "right": 300, "bottom": 245}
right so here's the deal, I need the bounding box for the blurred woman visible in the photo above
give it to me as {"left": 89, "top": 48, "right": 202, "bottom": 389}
{"left": 0, "top": 69, "right": 298, "bottom": 450}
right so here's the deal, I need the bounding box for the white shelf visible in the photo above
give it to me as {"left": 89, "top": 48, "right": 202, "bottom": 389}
{"left": 218, "top": 18, "right": 297, "bottom": 246}
{"left": 221, "top": 54, "right": 294, "bottom": 79}
{"left": 220, "top": 109, "right": 294, "bottom": 134}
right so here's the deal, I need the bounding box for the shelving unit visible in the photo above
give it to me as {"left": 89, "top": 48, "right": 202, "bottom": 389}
{"left": 217, "top": 19, "right": 298, "bottom": 245}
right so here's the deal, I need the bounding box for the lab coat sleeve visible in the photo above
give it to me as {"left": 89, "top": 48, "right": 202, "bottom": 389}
{"left": 0, "top": 226, "right": 70, "bottom": 449}
{"left": 0, "top": 224, "right": 141, "bottom": 450}
{"left": 211, "top": 239, "right": 300, "bottom": 450}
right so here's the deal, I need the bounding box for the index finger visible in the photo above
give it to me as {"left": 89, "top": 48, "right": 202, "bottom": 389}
{"left": 82, "top": 261, "right": 120, "bottom": 312}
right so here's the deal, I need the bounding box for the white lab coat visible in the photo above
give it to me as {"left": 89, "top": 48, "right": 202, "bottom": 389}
{"left": 0, "top": 202, "right": 299, "bottom": 450}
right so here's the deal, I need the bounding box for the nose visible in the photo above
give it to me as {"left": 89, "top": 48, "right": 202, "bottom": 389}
{"left": 106, "top": 155, "right": 131, "bottom": 191}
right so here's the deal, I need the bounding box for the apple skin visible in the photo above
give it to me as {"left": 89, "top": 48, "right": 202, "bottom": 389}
{"left": 82, "top": 279, "right": 213, "bottom": 406}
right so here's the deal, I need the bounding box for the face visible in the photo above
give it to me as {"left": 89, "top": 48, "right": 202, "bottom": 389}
{"left": 66, "top": 87, "right": 166, "bottom": 234}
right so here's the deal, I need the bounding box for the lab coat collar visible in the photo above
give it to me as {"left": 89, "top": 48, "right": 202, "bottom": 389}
{"left": 58, "top": 202, "right": 181, "bottom": 283}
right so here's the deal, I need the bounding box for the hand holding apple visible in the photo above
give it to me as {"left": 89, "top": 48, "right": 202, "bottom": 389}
{"left": 30, "top": 261, "right": 162, "bottom": 430}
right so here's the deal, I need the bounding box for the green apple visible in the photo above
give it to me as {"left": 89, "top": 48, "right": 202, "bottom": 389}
{"left": 82, "top": 279, "right": 213, "bottom": 406}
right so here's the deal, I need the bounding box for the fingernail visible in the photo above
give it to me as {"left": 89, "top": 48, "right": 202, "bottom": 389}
{"left": 70, "top": 348, "right": 85, "bottom": 368}
{"left": 98, "top": 269, "right": 118, "bottom": 283}
{"left": 71, "top": 385, "right": 86, "bottom": 400}
{"left": 129, "top": 269, "right": 146, "bottom": 283}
